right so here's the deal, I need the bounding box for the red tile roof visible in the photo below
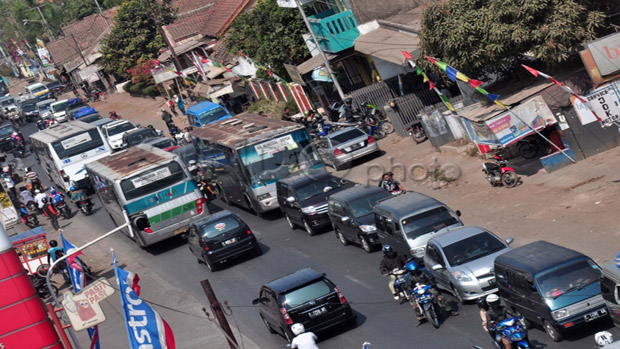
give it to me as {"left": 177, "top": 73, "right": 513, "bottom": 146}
{"left": 47, "top": 37, "right": 80, "bottom": 65}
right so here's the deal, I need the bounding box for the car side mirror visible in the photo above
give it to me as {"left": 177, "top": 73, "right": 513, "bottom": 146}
{"left": 505, "top": 237, "right": 514, "bottom": 245}
{"left": 341, "top": 216, "right": 350, "bottom": 223}
{"left": 286, "top": 196, "right": 295, "bottom": 203}
{"left": 251, "top": 298, "right": 261, "bottom": 305}
{"left": 455, "top": 210, "right": 462, "bottom": 217}
{"left": 431, "top": 264, "right": 444, "bottom": 271}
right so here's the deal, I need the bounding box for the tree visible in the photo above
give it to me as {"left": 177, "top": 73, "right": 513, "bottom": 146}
{"left": 224, "top": 0, "right": 310, "bottom": 78}
{"left": 420, "top": 0, "right": 616, "bottom": 78}
{"left": 101, "top": 0, "right": 175, "bottom": 78}
{"left": 65, "top": 0, "right": 98, "bottom": 20}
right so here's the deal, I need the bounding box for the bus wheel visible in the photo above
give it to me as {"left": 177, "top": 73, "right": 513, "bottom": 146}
{"left": 245, "top": 195, "right": 262, "bottom": 217}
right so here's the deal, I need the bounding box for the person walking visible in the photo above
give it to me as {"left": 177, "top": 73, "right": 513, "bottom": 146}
{"left": 175, "top": 95, "right": 186, "bottom": 115}
{"left": 2, "top": 172, "right": 16, "bottom": 200}
{"left": 165, "top": 97, "right": 178, "bottom": 116}
{"left": 161, "top": 108, "right": 172, "bottom": 125}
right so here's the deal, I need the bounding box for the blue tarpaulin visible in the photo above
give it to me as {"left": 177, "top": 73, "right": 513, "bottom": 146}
{"left": 73, "top": 107, "right": 97, "bottom": 119}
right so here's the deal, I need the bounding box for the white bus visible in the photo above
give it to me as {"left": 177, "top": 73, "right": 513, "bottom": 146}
{"left": 30, "top": 121, "right": 112, "bottom": 192}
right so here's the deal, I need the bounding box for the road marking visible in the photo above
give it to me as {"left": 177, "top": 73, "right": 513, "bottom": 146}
{"left": 345, "top": 274, "right": 373, "bottom": 290}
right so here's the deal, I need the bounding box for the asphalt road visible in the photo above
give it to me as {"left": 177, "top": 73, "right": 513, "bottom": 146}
{"left": 18, "top": 121, "right": 618, "bottom": 349}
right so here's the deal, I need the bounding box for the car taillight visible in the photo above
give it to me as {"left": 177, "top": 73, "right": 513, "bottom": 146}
{"left": 195, "top": 197, "right": 206, "bottom": 214}
{"left": 204, "top": 246, "right": 209, "bottom": 251}
{"left": 335, "top": 286, "right": 347, "bottom": 304}
{"left": 280, "top": 308, "right": 293, "bottom": 325}
{"left": 334, "top": 148, "right": 343, "bottom": 156}
{"left": 368, "top": 136, "right": 375, "bottom": 144}
{"left": 144, "top": 228, "right": 153, "bottom": 234}
{"left": 247, "top": 230, "right": 252, "bottom": 235}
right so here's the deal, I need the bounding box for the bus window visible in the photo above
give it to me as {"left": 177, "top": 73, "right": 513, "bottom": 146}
{"left": 120, "top": 161, "right": 187, "bottom": 201}
{"left": 52, "top": 129, "right": 105, "bottom": 160}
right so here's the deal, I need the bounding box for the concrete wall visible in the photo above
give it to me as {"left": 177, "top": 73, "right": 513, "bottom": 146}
{"left": 372, "top": 56, "right": 407, "bottom": 81}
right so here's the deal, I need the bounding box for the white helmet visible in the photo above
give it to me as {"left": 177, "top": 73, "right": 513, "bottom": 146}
{"left": 486, "top": 293, "right": 499, "bottom": 306}
{"left": 291, "top": 323, "right": 305, "bottom": 336}
{"left": 596, "top": 331, "right": 614, "bottom": 346}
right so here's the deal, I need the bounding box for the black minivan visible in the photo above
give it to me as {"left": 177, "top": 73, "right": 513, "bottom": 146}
{"left": 187, "top": 210, "right": 261, "bottom": 271}
{"left": 495, "top": 241, "right": 607, "bottom": 342}
{"left": 276, "top": 170, "right": 353, "bottom": 235}
{"left": 328, "top": 185, "right": 391, "bottom": 253}
{"left": 252, "top": 268, "right": 356, "bottom": 343}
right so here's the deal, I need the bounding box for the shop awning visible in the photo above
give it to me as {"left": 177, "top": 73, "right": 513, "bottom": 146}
{"left": 354, "top": 27, "right": 420, "bottom": 66}
{"left": 297, "top": 53, "right": 337, "bottom": 75}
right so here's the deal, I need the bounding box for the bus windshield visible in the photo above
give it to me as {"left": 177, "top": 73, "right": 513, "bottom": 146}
{"left": 197, "top": 106, "right": 229, "bottom": 125}
{"left": 238, "top": 129, "right": 320, "bottom": 186}
{"left": 106, "top": 122, "right": 135, "bottom": 136}
{"left": 23, "top": 104, "right": 36, "bottom": 112}
{"left": 52, "top": 129, "right": 105, "bottom": 160}
{"left": 120, "top": 161, "right": 187, "bottom": 201}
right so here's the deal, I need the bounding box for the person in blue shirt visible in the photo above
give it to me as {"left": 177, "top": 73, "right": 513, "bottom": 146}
{"left": 47, "top": 240, "right": 69, "bottom": 283}
{"left": 50, "top": 188, "right": 65, "bottom": 204}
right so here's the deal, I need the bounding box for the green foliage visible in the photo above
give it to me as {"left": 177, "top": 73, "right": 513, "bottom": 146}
{"left": 103, "top": 0, "right": 124, "bottom": 9}
{"left": 224, "top": 0, "right": 310, "bottom": 78}
{"left": 101, "top": 0, "right": 175, "bottom": 78}
{"left": 0, "top": 0, "right": 65, "bottom": 43}
{"left": 65, "top": 0, "right": 98, "bottom": 20}
{"left": 247, "top": 98, "right": 295, "bottom": 118}
{"left": 420, "top": 0, "right": 616, "bottom": 78}
{"left": 142, "top": 85, "right": 160, "bottom": 96}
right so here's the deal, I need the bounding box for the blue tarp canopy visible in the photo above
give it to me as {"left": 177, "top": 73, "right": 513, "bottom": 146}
{"left": 67, "top": 98, "right": 83, "bottom": 106}
{"left": 9, "top": 226, "right": 46, "bottom": 245}
{"left": 73, "top": 107, "right": 97, "bottom": 119}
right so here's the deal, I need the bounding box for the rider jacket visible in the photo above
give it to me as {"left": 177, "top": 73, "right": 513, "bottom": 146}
{"left": 379, "top": 179, "right": 400, "bottom": 192}
{"left": 380, "top": 252, "right": 407, "bottom": 275}
{"left": 486, "top": 305, "right": 508, "bottom": 330}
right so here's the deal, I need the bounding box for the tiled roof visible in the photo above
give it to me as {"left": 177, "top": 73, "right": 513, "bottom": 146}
{"left": 47, "top": 37, "right": 80, "bottom": 65}
{"left": 164, "top": 0, "right": 250, "bottom": 44}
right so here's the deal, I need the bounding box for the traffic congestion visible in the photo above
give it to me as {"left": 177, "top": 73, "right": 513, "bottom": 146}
{"left": 3, "top": 82, "right": 620, "bottom": 349}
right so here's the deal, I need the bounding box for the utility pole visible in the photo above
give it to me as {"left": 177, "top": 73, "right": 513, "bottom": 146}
{"left": 34, "top": 6, "right": 55, "bottom": 41}
{"left": 144, "top": 0, "right": 182, "bottom": 72}
{"left": 200, "top": 279, "right": 238, "bottom": 349}
{"left": 93, "top": 0, "right": 111, "bottom": 30}
{"left": 294, "top": 0, "right": 345, "bottom": 100}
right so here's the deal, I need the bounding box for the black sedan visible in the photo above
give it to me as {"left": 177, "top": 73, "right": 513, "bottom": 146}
{"left": 187, "top": 210, "right": 261, "bottom": 271}
{"left": 0, "top": 123, "right": 22, "bottom": 152}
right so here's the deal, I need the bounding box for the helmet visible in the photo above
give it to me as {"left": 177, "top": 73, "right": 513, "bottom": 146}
{"left": 161, "top": 108, "right": 166, "bottom": 112}
{"left": 486, "top": 294, "right": 500, "bottom": 307}
{"left": 49, "top": 240, "right": 58, "bottom": 247}
{"left": 12, "top": 132, "right": 17, "bottom": 136}
{"left": 384, "top": 171, "right": 393, "bottom": 177}
{"left": 2, "top": 166, "right": 9, "bottom": 173}
{"left": 70, "top": 186, "right": 76, "bottom": 191}
{"left": 189, "top": 160, "right": 197, "bottom": 165}
{"left": 42, "top": 197, "right": 49, "bottom": 204}
{"left": 596, "top": 331, "right": 614, "bottom": 346}
{"left": 382, "top": 245, "right": 393, "bottom": 254}
{"left": 405, "top": 261, "right": 418, "bottom": 272}
{"left": 291, "top": 323, "right": 305, "bottom": 336}
{"left": 50, "top": 189, "right": 57, "bottom": 195}
{"left": 345, "top": 97, "right": 353, "bottom": 104}
{"left": 34, "top": 189, "right": 41, "bottom": 194}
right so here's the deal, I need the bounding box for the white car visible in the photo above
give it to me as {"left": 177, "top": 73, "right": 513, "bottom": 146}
{"left": 50, "top": 99, "right": 69, "bottom": 122}
{"left": 102, "top": 120, "right": 137, "bottom": 150}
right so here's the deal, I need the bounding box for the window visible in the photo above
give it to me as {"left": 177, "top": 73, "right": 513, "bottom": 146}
{"left": 330, "top": 200, "right": 344, "bottom": 216}
{"left": 199, "top": 215, "right": 242, "bottom": 238}
{"left": 282, "top": 280, "right": 333, "bottom": 309}
{"left": 536, "top": 260, "right": 601, "bottom": 300}
{"left": 294, "top": 177, "right": 343, "bottom": 201}
{"left": 106, "top": 122, "right": 135, "bottom": 136}
{"left": 426, "top": 244, "right": 443, "bottom": 265}
{"left": 197, "top": 106, "right": 229, "bottom": 125}
{"left": 385, "top": 219, "right": 394, "bottom": 235}
{"left": 120, "top": 161, "right": 187, "bottom": 201}
{"left": 329, "top": 128, "right": 366, "bottom": 146}
{"left": 51, "top": 129, "right": 104, "bottom": 160}
{"left": 441, "top": 232, "right": 506, "bottom": 267}
{"left": 348, "top": 191, "right": 391, "bottom": 218}
{"left": 401, "top": 207, "right": 460, "bottom": 240}
{"left": 375, "top": 214, "right": 385, "bottom": 231}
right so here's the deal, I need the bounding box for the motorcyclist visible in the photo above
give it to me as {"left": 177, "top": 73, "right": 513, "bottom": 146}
{"left": 50, "top": 188, "right": 65, "bottom": 204}
{"left": 19, "top": 186, "right": 35, "bottom": 205}
{"left": 339, "top": 98, "right": 356, "bottom": 123}
{"left": 378, "top": 172, "right": 406, "bottom": 194}
{"left": 39, "top": 196, "right": 60, "bottom": 230}
{"left": 34, "top": 189, "right": 49, "bottom": 209}
{"left": 188, "top": 160, "right": 201, "bottom": 179}
{"left": 484, "top": 294, "right": 511, "bottom": 349}
{"left": 379, "top": 245, "right": 407, "bottom": 300}
{"left": 406, "top": 260, "right": 458, "bottom": 324}
{"left": 69, "top": 186, "right": 88, "bottom": 209}
{"left": 290, "top": 323, "right": 318, "bottom": 349}
{"left": 25, "top": 167, "right": 44, "bottom": 191}
{"left": 47, "top": 240, "right": 70, "bottom": 283}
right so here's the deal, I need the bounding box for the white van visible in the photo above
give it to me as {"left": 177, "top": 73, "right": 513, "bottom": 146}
{"left": 25, "top": 82, "right": 50, "bottom": 100}
{"left": 50, "top": 99, "right": 69, "bottom": 122}
{"left": 102, "top": 120, "right": 136, "bottom": 150}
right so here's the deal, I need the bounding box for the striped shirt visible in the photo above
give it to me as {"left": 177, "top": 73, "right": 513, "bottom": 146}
{"left": 25, "top": 171, "right": 38, "bottom": 182}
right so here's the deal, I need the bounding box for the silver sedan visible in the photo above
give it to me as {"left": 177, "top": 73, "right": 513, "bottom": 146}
{"left": 423, "top": 226, "right": 513, "bottom": 303}
{"left": 314, "top": 127, "right": 380, "bottom": 170}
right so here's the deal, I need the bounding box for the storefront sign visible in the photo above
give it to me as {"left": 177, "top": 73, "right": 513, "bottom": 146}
{"left": 586, "top": 33, "right": 620, "bottom": 76}
{"left": 582, "top": 81, "right": 620, "bottom": 126}
{"left": 255, "top": 134, "right": 296, "bottom": 155}
{"left": 61, "top": 278, "right": 115, "bottom": 331}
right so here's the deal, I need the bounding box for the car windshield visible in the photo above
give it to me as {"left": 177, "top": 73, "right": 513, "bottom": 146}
{"left": 38, "top": 102, "right": 53, "bottom": 111}
{"left": 52, "top": 102, "right": 68, "bottom": 113}
{"left": 401, "top": 206, "right": 460, "bottom": 240}
{"left": 120, "top": 161, "right": 187, "bottom": 201}
{"left": 349, "top": 191, "right": 391, "bottom": 218}
{"left": 295, "top": 177, "right": 343, "bottom": 201}
{"left": 23, "top": 104, "right": 36, "bottom": 112}
{"left": 51, "top": 129, "right": 104, "bottom": 160}
{"left": 282, "top": 279, "right": 332, "bottom": 309}
{"left": 151, "top": 139, "right": 175, "bottom": 149}
{"left": 107, "top": 122, "right": 135, "bottom": 136}
{"left": 199, "top": 215, "right": 242, "bottom": 239}
{"left": 329, "top": 129, "right": 366, "bottom": 146}
{"left": 0, "top": 125, "right": 14, "bottom": 137}
{"left": 31, "top": 86, "right": 46, "bottom": 93}
{"left": 81, "top": 115, "right": 101, "bottom": 123}
{"left": 125, "top": 129, "right": 158, "bottom": 147}
{"left": 442, "top": 232, "right": 506, "bottom": 266}
{"left": 238, "top": 129, "right": 321, "bottom": 186}
{"left": 197, "top": 106, "right": 229, "bottom": 125}
{"left": 536, "top": 260, "right": 600, "bottom": 300}
{"left": 1, "top": 99, "right": 15, "bottom": 107}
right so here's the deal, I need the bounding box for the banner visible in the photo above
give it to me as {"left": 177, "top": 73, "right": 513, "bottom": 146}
{"left": 582, "top": 80, "right": 620, "bottom": 126}
{"left": 113, "top": 252, "right": 175, "bottom": 349}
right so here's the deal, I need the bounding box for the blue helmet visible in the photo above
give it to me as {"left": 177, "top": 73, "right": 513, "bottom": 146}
{"left": 70, "top": 186, "right": 76, "bottom": 191}
{"left": 50, "top": 189, "right": 57, "bottom": 195}
{"left": 406, "top": 261, "right": 418, "bottom": 272}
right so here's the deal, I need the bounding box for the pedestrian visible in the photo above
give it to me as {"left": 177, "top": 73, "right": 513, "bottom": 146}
{"left": 175, "top": 95, "right": 186, "bottom": 115}
{"left": 281, "top": 107, "right": 293, "bottom": 122}
{"left": 165, "top": 97, "right": 178, "bottom": 116}
{"left": 161, "top": 108, "right": 172, "bottom": 125}
{"left": 2, "top": 171, "right": 16, "bottom": 200}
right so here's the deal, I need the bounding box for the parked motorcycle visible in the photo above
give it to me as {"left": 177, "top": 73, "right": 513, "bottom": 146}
{"left": 489, "top": 316, "right": 530, "bottom": 348}
{"left": 406, "top": 122, "right": 427, "bottom": 144}
{"left": 28, "top": 274, "right": 57, "bottom": 300}
{"left": 79, "top": 199, "right": 93, "bottom": 216}
{"left": 413, "top": 283, "right": 441, "bottom": 328}
{"left": 88, "top": 89, "right": 105, "bottom": 102}
{"left": 55, "top": 199, "right": 71, "bottom": 219}
{"left": 516, "top": 135, "right": 552, "bottom": 159}
{"left": 482, "top": 153, "right": 519, "bottom": 188}
{"left": 109, "top": 111, "right": 121, "bottom": 120}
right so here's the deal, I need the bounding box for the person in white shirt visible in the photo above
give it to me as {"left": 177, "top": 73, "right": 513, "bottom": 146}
{"left": 34, "top": 189, "right": 50, "bottom": 209}
{"left": 290, "top": 323, "right": 318, "bottom": 349}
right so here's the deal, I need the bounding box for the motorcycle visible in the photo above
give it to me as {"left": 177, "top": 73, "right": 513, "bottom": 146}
{"left": 482, "top": 153, "right": 519, "bottom": 188}
{"left": 390, "top": 268, "right": 413, "bottom": 302}
{"left": 28, "top": 274, "right": 58, "bottom": 300}
{"left": 79, "top": 199, "right": 93, "bottom": 216}
{"left": 36, "top": 118, "right": 47, "bottom": 130}
{"left": 489, "top": 316, "right": 530, "bottom": 348}
{"left": 19, "top": 206, "right": 39, "bottom": 228}
{"left": 26, "top": 200, "right": 37, "bottom": 212}
{"left": 413, "top": 283, "right": 441, "bottom": 328}
{"left": 406, "top": 122, "right": 427, "bottom": 144}
{"left": 12, "top": 141, "right": 25, "bottom": 158}
{"left": 55, "top": 199, "right": 71, "bottom": 219}
{"left": 109, "top": 111, "right": 121, "bottom": 120}
{"left": 516, "top": 135, "right": 552, "bottom": 159}
{"left": 41, "top": 201, "right": 60, "bottom": 230}
{"left": 88, "top": 89, "right": 105, "bottom": 102}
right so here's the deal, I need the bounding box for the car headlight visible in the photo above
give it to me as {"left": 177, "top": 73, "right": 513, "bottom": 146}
{"left": 256, "top": 193, "right": 272, "bottom": 201}
{"left": 453, "top": 271, "right": 473, "bottom": 282}
{"left": 359, "top": 224, "right": 376, "bottom": 233}
{"left": 551, "top": 308, "right": 569, "bottom": 320}
{"left": 410, "top": 247, "right": 425, "bottom": 256}
{"left": 301, "top": 206, "right": 317, "bottom": 214}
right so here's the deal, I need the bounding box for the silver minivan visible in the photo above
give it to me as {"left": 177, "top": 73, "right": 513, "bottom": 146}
{"left": 315, "top": 127, "right": 379, "bottom": 170}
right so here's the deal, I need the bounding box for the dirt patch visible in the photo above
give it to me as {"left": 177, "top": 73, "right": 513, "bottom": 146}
{"left": 566, "top": 175, "right": 605, "bottom": 191}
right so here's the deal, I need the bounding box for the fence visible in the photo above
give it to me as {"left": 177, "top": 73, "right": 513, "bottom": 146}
{"left": 247, "top": 79, "right": 312, "bottom": 114}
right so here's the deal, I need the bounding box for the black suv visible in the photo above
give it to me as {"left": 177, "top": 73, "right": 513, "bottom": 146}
{"left": 187, "top": 210, "right": 261, "bottom": 271}
{"left": 276, "top": 170, "right": 353, "bottom": 235}
{"left": 0, "top": 123, "right": 22, "bottom": 152}
{"left": 328, "top": 185, "right": 391, "bottom": 253}
{"left": 121, "top": 126, "right": 159, "bottom": 149}
{"left": 252, "top": 268, "right": 356, "bottom": 343}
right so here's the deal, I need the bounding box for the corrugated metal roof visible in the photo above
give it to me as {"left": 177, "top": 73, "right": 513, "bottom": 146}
{"left": 29, "top": 120, "right": 95, "bottom": 144}
{"left": 191, "top": 113, "right": 303, "bottom": 149}
{"left": 354, "top": 27, "right": 420, "bottom": 66}
{"left": 86, "top": 144, "right": 177, "bottom": 181}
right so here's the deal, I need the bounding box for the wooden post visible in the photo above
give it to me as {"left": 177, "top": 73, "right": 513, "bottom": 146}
{"left": 200, "top": 279, "right": 238, "bottom": 349}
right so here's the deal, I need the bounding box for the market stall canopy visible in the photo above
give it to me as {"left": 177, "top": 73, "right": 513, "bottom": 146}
{"left": 354, "top": 27, "right": 420, "bottom": 65}
{"left": 297, "top": 53, "right": 337, "bottom": 75}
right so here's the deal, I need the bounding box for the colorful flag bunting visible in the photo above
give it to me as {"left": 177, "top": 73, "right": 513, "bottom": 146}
{"left": 403, "top": 53, "right": 455, "bottom": 112}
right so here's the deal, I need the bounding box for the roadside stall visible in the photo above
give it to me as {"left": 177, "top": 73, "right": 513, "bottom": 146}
{"left": 9, "top": 227, "right": 50, "bottom": 276}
